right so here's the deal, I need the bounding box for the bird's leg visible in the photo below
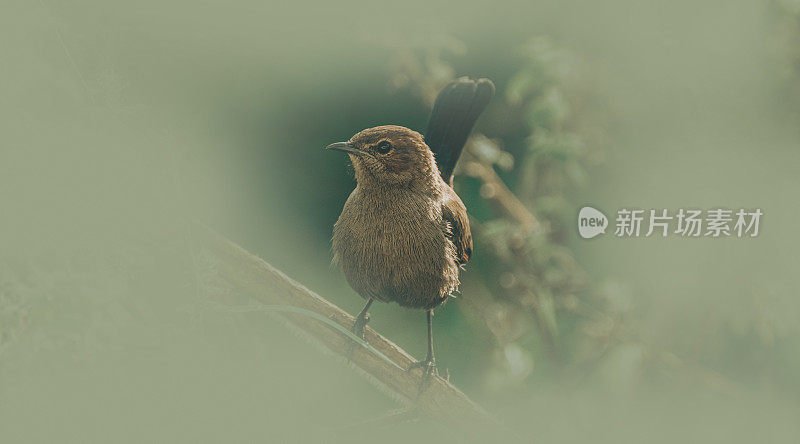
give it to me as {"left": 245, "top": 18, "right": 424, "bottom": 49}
{"left": 351, "top": 298, "right": 373, "bottom": 340}
{"left": 408, "top": 310, "right": 438, "bottom": 388}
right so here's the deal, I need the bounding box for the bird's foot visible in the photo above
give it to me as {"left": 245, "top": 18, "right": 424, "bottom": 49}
{"left": 408, "top": 356, "right": 438, "bottom": 394}
{"left": 408, "top": 357, "right": 437, "bottom": 375}
{"left": 350, "top": 312, "right": 370, "bottom": 341}
{"left": 346, "top": 313, "right": 370, "bottom": 359}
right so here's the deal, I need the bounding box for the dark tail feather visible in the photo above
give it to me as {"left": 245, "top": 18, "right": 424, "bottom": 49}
{"left": 424, "top": 77, "right": 495, "bottom": 184}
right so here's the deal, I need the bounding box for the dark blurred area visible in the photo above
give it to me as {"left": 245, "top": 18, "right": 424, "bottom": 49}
{"left": 1, "top": 0, "right": 799, "bottom": 442}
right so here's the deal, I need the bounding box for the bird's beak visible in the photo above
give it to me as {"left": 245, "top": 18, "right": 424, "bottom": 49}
{"left": 325, "top": 141, "right": 363, "bottom": 156}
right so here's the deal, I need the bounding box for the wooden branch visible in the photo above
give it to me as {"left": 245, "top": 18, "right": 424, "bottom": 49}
{"left": 461, "top": 150, "right": 540, "bottom": 234}
{"left": 191, "top": 223, "right": 513, "bottom": 438}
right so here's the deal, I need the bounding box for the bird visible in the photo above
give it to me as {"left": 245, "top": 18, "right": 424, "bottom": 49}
{"left": 326, "top": 77, "right": 494, "bottom": 380}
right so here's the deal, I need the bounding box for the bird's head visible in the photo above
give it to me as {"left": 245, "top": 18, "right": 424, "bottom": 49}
{"left": 326, "top": 125, "right": 440, "bottom": 187}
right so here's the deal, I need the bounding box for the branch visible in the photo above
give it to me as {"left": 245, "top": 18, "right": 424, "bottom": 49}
{"left": 191, "top": 223, "right": 513, "bottom": 437}
{"left": 461, "top": 150, "right": 540, "bottom": 234}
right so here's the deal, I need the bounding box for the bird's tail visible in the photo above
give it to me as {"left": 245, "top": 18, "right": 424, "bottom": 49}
{"left": 424, "top": 77, "right": 495, "bottom": 185}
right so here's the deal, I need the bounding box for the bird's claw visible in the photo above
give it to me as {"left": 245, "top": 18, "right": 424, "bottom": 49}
{"left": 408, "top": 357, "right": 439, "bottom": 394}
{"left": 350, "top": 312, "right": 370, "bottom": 340}
{"left": 408, "top": 358, "right": 437, "bottom": 374}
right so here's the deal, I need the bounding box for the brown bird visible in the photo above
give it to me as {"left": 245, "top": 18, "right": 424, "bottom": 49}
{"left": 327, "top": 78, "right": 494, "bottom": 378}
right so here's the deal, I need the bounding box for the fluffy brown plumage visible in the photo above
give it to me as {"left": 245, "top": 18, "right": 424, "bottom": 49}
{"left": 326, "top": 78, "right": 493, "bottom": 378}
{"left": 331, "top": 125, "right": 470, "bottom": 310}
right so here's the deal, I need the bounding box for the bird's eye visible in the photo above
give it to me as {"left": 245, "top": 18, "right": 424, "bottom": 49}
{"left": 375, "top": 141, "right": 392, "bottom": 154}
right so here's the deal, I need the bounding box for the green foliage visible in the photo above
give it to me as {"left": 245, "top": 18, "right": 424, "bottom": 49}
{"left": 388, "top": 30, "right": 800, "bottom": 402}
{"left": 391, "top": 37, "right": 611, "bottom": 387}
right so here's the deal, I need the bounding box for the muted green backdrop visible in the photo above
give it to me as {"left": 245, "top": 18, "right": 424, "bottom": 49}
{"left": 1, "top": 0, "right": 799, "bottom": 442}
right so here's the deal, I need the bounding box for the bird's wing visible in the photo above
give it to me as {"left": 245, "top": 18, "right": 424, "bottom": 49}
{"left": 425, "top": 77, "right": 495, "bottom": 185}
{"left": 441, "top": 189, "right": 472, "bottom": 265}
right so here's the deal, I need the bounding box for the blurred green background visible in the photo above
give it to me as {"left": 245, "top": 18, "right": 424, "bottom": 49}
{"left": 1, "top": 0, "right": 799, "bottom": 442}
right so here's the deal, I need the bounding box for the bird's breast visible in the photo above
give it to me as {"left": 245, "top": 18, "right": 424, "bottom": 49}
{"left": 332, "top": 187, "right": 460, "bottom": 309}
